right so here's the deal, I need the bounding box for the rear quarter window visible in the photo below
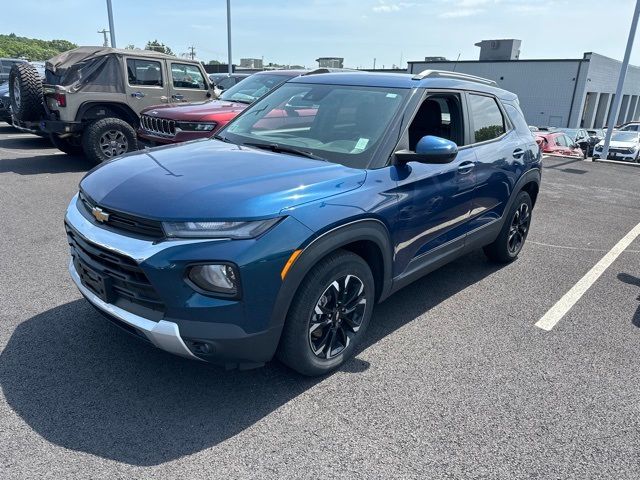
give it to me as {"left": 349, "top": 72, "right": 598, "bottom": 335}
{"left": 504, "top": 103, "right": 532, "bottom": 137}
{"left": 469, "top": 94, "right": 506, "bottom": 143}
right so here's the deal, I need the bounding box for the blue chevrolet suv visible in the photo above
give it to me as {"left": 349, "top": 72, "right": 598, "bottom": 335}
{"left": 65, "top": 70, "right": 541, "bottom": 376}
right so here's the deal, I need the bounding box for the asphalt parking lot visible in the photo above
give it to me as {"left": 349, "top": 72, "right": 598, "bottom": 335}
{"left": 1, "top": 124, "right": 640, "bottom": 479}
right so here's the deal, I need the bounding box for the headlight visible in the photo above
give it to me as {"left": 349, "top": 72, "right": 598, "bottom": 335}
{"left": 176, "top": 121, "right": 217, "bottom": 132}
{"left": 595, "top": 145, "right": 603, "bottom": 151}
{"left": 187, "top": 263, "right": 239, "bottom": 296}
{"left": 163, "top": 218, "right": 281, "bottom": 239}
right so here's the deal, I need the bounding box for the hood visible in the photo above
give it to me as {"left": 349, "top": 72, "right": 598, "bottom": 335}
{"left": 80, "top": 140, "right": 366, "bottom": 221}
{"left": 597, "top": 140, "right": 638, "bottom": 149}
{"left": 141, "top": 99, "right": 247, "bottom": 122}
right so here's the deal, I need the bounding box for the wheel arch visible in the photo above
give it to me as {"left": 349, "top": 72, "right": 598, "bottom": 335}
{"left": 75, "top": 101, "right": 139, "bottom": 127}
{"left": 269, "top": 218, "right": 394, "bottom": 331}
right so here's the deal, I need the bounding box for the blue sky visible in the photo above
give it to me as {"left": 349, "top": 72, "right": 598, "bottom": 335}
{"left": 3, "top": 0, "right": 640, "bottom": 68}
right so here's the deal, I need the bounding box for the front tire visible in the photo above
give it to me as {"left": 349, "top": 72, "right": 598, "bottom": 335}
{"left": 484, "top": 191, "right": 532, "bottom": 263}
{"left": 277, "top": 250, "right": 375, "bottom": 376}
{"left": 81, "top": 117, "right": 137, "bottom": 164}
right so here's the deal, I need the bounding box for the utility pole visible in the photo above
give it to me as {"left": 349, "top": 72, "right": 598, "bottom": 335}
{"left": 188, "top": 45, "right": 196, "bottom": 60}
{"left": 600, "top": 0, "right": 640, "bottom": 161}
{"left": 226, "top": 0, "right": 232, "bottom": 74}
{"left": 373, "top": 58, "right": 376, "bottom": 70}
{"left": 106, "top": 0, "right": 116, "bottom": 48}
{"left": 97, "top": 29, "right": 110, "bottom": 47}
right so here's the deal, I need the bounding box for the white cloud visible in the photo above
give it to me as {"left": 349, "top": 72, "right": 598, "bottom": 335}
{"left": 372, "top": 1, "right": 417, "bottom": 13}
{"left": 439, "top": 8, "right": 484, "bottom": 17}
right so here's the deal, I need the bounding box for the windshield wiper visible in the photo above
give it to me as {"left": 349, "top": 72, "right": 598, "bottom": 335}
{"left": 222, "top": 97, "right": 252, "bottom": 105}
{"left": 213, "top": 133, "right": 232, "bottom": 143}
{"left": 242, "top": 142, "right": 326, "bottom": 161}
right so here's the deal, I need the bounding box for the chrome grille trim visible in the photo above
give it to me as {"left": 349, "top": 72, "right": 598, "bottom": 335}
{"left": 140, "top": 114, "right": 176, "bottom": 137}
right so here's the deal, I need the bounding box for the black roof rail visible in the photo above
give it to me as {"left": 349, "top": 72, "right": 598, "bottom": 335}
{"left": 303, "top": 67, "right": 360, "bottom": 76}
{"left": 412, "top": 69, "right": 497, "bottom": 86}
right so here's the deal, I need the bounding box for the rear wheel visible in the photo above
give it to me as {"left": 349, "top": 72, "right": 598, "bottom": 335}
{"left": 483, "top": 191, "right": 532, "bottom": 263}
{"left": 9, "top": 63, "right": 43, "bottom": 121}
{"left": 49, "top": 134, "right": 83, "bottom": 155}
{"left": 81, "top": 117, "right": 137, "bottom": 164}
{"left": 277, "top": 250, "right": 375, "bottom": 376}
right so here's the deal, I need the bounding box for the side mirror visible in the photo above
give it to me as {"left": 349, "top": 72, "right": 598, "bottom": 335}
{"left": 395, "top": 136, "right": 458, "bottom": 165}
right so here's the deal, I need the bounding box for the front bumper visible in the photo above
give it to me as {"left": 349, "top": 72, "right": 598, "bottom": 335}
{"left": 69, "top": 259, "right": 201, "bottom": 360}
{"left": 64, "top": 194, "right": 312, "bottom": 366}
{"left": 593, "top": 151, "right": 638, "bottom": 162}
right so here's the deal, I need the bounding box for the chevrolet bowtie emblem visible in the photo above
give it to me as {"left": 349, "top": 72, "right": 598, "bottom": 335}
{"left": 91, "top": 206, "right": 110, "bottom": 223}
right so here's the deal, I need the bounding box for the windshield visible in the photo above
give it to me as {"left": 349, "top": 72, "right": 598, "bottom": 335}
{"left": 220, "top": 82, "right": 409, "bottom": 168}
{"left": 220, "top": 74, "right": 291, "bottom": 104}
{"left": 611, "top": 131, "right": 640, "bottom": 142}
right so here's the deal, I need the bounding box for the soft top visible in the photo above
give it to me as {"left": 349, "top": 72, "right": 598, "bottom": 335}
{"left": 45, "top": 46, "right": 187, "bottom": 93}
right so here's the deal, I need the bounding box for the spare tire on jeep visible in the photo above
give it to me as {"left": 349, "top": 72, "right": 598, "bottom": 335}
{"left": 9, "top": 63, "right": 44, "bottom": 121}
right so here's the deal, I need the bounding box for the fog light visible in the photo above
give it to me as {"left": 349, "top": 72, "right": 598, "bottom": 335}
{"left": 188, "top": 263, "right": 239, "bottom": 296}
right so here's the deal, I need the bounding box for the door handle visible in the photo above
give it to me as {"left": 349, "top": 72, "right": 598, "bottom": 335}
{"left": 130, "top": 91, "right": 145, "bottom": 98}
{"left": 457, "top": 161, "right": 475, "bottom": 174}
{"left": 513, "top": 148, "right": 525, "bottom": 158}
{"left": 172, "top": 94, "right": 185, "bottom": 101}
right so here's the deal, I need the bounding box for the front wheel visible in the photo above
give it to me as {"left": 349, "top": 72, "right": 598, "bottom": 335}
{"left": 483, "top": 191, "right": 532, "bottom": 263}
{"left": 277, "top": 250, "right": 375, "bottom": 376}
{"left": 81, "top": 117, "right": 138, "bottom": 164}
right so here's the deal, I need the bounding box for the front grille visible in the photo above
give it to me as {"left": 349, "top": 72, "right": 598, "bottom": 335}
{"left": 79, "top": 192, "right": 165, "bottom": 240}
{"left": 67, "top": 225, "right": 165, "bottom": 318}
{"left": 609, "top": 148, "right": 634, "bottom": 155}
{"left": 140, "top": 114, "right": 176, "bottom": 137}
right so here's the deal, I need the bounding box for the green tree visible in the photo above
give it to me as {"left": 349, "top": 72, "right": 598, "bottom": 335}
{"left": 145, "top": 40, "right": 173, "bottom": 55}
{"left": 0, "top": 34, "right": 77, "bottom": 61}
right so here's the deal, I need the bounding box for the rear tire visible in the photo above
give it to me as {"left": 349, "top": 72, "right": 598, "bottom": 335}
{"left": 49, "top": 134, "right": 83, "bottom": 155}
{"left": 277, "top": 250, "right": 375, "bottom": 376}
{"left": 9, "top": 63, "right": 43, "bottom": 121}
{"left": 81, "top": 117, "right": 137, "bottom": 164}
{"left": 483, "top": 191, "right": 532, "bottom": 263}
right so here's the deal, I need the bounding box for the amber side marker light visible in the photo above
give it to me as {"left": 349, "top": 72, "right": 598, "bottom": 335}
{"left": 281, "top": 249, "right": 302, "bottom": 280}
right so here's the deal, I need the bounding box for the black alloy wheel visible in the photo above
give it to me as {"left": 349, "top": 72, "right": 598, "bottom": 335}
{"left": 308, "top": 274, "right": 367, "bottom": 359}
{"left": 507, "top": 202, "right": 530, "bottom": 256}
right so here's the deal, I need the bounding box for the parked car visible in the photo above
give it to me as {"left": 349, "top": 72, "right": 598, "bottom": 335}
{"left": 138, "top": 70, "right": 316, "bottom": 145}
{"left": 0, "top": 81, "right": 10, "bottom": 122}
{"left": 555, "top": 128, "right": 591, "bottom": 158}
{"left": 0, "top": 58, "right": 26, "bottom": 83}
{"left": 535, "top": 131, "right": 584, "bottom": 157}
{"left": 618, "top": 121, "right": 640, "bottom": 132}
{"left": 208, "top": 73, "right": 251, "bottom": 97}
{"left": 65, "top": 70, "right": 541, "bottom": 375}
{"left": 593, "top": 130, "right": 640, "bottom": 162}
{"left": 9, "top": 47, "right": 213, "bottom": 163}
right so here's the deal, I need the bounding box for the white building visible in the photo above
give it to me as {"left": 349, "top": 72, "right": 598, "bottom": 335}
{"left": 408, "top": 49, "right": 640, "bottom": 129}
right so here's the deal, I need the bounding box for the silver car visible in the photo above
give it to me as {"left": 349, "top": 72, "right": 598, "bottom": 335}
{"left": 593, "top": 131, "right": 640, "bottom": 162}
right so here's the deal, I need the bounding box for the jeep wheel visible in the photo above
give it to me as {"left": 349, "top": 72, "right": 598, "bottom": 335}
{"left": 484, "top": 191, "right": 532, "bottom": 263}
{"left": 82, "top": 118, "right": 137, "bottom": 164}
{"left": 9, "top": 63, "right": 43, "bottom": 121}
{"left": 49, "top": 134, "right": 83, "bottom": 155}
{"left": 277, "top": 250, "right": 375, "bottom": 376}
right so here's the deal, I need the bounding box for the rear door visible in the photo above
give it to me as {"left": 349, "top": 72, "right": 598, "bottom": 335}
{"left": 466, "top": 92, "right": 523, "bottom": 231}
{"left": 124, "top": 57, "right": 169, "bottom": 113}
{"left": 168, "top": 62, "right": 209, "bottom": 103}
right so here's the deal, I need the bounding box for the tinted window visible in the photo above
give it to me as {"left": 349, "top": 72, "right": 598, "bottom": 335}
{"left": 126, "top": 59, "right": 162, "bottom": 86}
{"left": 220, "top": 73, "right": 292, "bottom": 104}
{"left": 171, "top": 63, "right": 205, "bottom": 89}
{"left": 469, "top": 94, "right": 506, "bottom": 143}
{"left": 217, "top": 77, "right": 236, "bottom": 90}
{"left": 504, "top": 103, "right": 531, "bottom": 136}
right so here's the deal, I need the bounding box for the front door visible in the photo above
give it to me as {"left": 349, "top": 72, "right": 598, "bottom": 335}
{"left": 168, "top": 62, "right": 210, "bottom": 104}
{"left": 124, "top": 57, "right": 169, "bottom": 112}
{"left": 391, "top": 93, "right": 476, "bottom": 275}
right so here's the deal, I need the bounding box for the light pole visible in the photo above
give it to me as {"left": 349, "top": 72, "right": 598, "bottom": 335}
{"left": 106, "top": 0, "right": 116, "bottom": 48}
{"left": 227, "top": 0, "right": 232, "bottom": 74}
{"left": 599, "top": 0, "right": 640, "bottom": 161}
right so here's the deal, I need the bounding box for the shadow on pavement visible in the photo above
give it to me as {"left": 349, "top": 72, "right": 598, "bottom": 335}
{"left": 618, "top": 272, "right": 640, "bottom": 327}
{"left": 0, "top": 153, "right": 89, "bottom": 175}
{"left": 0, "top": 250, "right": 502, "bottom": 466}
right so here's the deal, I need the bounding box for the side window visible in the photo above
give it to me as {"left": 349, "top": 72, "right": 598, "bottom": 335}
{"left": 504, "top": 103, "right": 531, "bottom": 136}
{"left": 408, "top": 93, "right": 465, "bottom": 150}
{"left": 218, "top": 77, "right": 236, "bottom": 90}
{"left": 555, "top": 135, "right": 567, "bottom": 147}
{"left": 564, "top": 135, "right": 575, "bottom": 146}
{"left": 171, "top": 63, "right": 206, "bottom": 89}
{"left": 469, "top": 94, "right": 506, "bottom": 143}
{"left": 126, "top": 59, "right": 162, "bottom": 87}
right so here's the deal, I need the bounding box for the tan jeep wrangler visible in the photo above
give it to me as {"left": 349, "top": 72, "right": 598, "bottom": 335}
{"left": 9, "top": 46, "right": 213, "bottom": 163}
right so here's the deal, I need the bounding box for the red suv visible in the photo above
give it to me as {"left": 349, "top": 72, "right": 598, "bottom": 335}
{"left": 138, "top": 70, "right": 312, "bottom": 145}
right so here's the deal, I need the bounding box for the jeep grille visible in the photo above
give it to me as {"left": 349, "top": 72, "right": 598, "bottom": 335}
{"left": 140, "top": 114, "right": 176, "bottom": 137}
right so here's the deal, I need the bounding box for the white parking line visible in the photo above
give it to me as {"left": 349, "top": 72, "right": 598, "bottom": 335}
{"left": 535, "top": 221, "right": 640, "bottom": 331}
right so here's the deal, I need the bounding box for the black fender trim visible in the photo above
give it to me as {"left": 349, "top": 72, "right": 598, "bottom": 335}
{"left": 266, "top": 219, "right": 394, "bottom": 356}
{"left": 75, "top": 101, "right": 139, "bottom": 126}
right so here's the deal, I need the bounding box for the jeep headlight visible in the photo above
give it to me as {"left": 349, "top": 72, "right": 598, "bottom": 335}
{"left": 163, "top": 218, "right": 282, "bottom": 239}
{"left": 175, "top": 121, "right": 217, "bottom": 132}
